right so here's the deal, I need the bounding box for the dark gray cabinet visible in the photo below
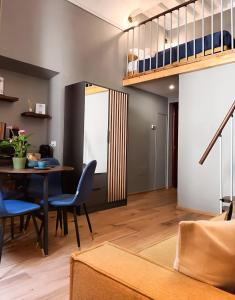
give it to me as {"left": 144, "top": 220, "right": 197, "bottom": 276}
{"left": 63, "top": 82, "right": 128, "bottom": 212}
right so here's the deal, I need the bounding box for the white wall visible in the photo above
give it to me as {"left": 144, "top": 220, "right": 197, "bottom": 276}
{"left": 178, "top": 62, "right": 235, "bottom": 214}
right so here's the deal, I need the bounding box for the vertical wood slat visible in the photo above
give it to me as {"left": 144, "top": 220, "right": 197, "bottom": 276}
{"left": 108, "top": 90, "right": 128, "bottom": 203}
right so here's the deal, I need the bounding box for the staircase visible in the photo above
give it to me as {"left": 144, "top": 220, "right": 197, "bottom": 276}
{"left": 199, "top": 101, "right": 235, "bottom": 220}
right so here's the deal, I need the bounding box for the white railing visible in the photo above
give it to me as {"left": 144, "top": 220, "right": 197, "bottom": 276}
{"left": 125, "top": 0, "right": 235, "bottom": 77}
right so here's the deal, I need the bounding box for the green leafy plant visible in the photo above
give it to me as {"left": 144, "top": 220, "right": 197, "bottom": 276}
{"left": 0, "top": 129, "right": 31, "bottom": 158}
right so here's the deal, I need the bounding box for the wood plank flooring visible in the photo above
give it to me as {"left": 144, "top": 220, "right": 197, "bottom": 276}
{"left": 0, "top": 189, "right": 210, "bottom": 300}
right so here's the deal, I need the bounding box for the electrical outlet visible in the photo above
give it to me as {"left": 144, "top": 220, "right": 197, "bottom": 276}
{"left": 50, "top": 141, "right": 56, "bottom": 148}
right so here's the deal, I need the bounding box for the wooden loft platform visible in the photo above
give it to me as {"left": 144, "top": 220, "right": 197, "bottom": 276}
{"left": 123, "top": 50, "right": 235, "bottom": 86}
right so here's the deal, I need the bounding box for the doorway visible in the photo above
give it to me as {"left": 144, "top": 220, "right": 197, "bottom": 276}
{"left": 170, "top": 102, "right": 178, "bottom": 188}
{"left": 150, "top": 113, "right": 167, "bottom": 190}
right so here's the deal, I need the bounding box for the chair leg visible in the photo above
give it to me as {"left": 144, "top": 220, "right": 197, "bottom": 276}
{"left": 19, "top": 215, "right": 24, "bottom": 232}
{"left": 73, "top": 207, "right": 80, "bottom": 248}
{"left": 39, "top": 220, "right": 43, "bottom": 235}
{"left": 62, "top": 208, "right": 68, "bottom": 236}
{"left": 83, "top": 203, "right": 93, "bottom": 234}
{"left": 10, "top": 217, "right": 14, "bottom": 239}
{"left": 0, "top": 219, "right": 5, "bottom": 263}
{"left": 31, "top": 214, "right": 43, "bottom": 250}
{"left": 24, "top": 214, "right": 31, "bottom": 231}
{"left": 55, "top": 210, "right": 59, "bottom": 236}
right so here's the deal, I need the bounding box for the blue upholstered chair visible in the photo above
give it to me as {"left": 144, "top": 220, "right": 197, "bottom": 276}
{"left": 27, "top": 158, "right": 62, "bottom": 199}
{"left": 48, "top": 160, "right": 97, "bottom": 248}
{"left": 24, "top": 158, "right": 62, "bottom": 231}
{"left": 0, "top": 188, "right": 42, "bottom": 262}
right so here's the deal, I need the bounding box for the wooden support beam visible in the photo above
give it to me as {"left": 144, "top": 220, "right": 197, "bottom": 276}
{"left": 123, "top": 50, "right": 235, "bottom": 86}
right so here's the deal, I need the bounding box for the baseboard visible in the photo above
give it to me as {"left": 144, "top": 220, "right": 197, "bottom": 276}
{"left": 128, "top": 187, "right": 166, "bottom": 196}
{"left": 176, "top": 205, "right": 216, "bottom": 217}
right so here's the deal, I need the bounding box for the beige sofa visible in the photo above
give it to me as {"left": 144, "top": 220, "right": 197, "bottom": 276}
{"left": 70, "top": 213, "right": 235, "bottom": 300}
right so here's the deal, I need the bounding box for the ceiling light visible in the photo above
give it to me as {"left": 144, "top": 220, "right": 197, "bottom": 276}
{"left": 128, "top": 16, "right": 133, "bottom": 23}
{"left": 169, "top": 84, "right": 175, "bottom": 90}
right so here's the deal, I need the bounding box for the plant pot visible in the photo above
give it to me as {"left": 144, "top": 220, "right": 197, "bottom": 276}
{"left": 12, "top": 157, "right": 26, "bottom": 169}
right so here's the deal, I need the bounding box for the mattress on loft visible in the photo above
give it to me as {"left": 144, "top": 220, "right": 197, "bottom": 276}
{"left": 138, "top": 30, "right": 232, "bottom": 73}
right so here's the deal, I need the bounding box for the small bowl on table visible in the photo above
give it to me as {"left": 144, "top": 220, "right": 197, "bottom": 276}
{"left": 27, "top": 160, "right": 38, "bottom": 168}
{"left": 37, "top": 161, "right": 48, "bottom": 168}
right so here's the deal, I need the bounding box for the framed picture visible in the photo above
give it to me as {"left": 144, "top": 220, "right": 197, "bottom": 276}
{"left": 35, "top": 103, "right": 46, "bottom": 115}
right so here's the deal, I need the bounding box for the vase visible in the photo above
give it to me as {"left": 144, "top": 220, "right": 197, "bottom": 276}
{"left": 12, "top": 157, "right": 26, "bottom": 169}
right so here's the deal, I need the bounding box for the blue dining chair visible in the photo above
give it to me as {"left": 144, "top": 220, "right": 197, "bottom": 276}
{"left": 24, "top": 158, "right": 63, "bottom": 231}
{"left": 0, "top": 189, "right": 42, "bottom": 262}
{"left": 48, "top": 160, "right": 97, "bottom": 248}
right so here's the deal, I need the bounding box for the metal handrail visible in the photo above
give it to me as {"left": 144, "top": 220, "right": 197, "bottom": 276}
{"left": 124, "top": 0, "right": 197, "bottom": 32}
{"left": 199, "top": 101, "right": 235, "bottom": 165}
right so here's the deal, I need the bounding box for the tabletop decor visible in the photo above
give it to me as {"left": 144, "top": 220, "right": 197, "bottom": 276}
{"left": 0, "top": 128, "right": 30, "bottom": 169}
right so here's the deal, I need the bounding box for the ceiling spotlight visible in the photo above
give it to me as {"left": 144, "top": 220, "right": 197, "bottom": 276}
{"left": 169, "top": 84, "right": 175, "bottom": 90}
{"left": 128, "top": 16, "right": 133, "bottom": 23}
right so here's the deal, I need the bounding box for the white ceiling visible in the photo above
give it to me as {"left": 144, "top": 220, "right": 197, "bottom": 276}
{"left": 67, "top": 0, "right": 185, "bottom": 30}
{"left": 133, "top": 75, "right": 179, "bottom": 98}
{"left": 67, "top": 0, "right": 228, "bottom": 30}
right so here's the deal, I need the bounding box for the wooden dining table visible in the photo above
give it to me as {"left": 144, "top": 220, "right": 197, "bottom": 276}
{"left": 0, "top": 165, "right": 74, "bottom": 255}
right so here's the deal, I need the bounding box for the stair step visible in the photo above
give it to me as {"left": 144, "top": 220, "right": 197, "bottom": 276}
{"left": 222, "top": 205, "right": 230, "bottom": 212}
{"left": 221, "top": 196, "right": 235, "bottom": 203}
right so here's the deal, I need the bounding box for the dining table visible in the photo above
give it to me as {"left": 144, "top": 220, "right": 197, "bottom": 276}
{"left": 0, "top": 165, "right": 74, "bottom": 256}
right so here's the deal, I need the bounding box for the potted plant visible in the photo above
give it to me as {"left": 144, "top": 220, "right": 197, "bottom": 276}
{"left": 0, "top": 128, "right": 30, "bottom": 169}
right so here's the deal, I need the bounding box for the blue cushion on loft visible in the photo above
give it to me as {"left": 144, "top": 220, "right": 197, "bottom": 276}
{"left": 1, "top": 200, "right": 40, "bottom": 216}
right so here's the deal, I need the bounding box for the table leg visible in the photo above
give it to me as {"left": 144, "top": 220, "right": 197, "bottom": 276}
{"left": 43, "top": 175, "right": 49, "bottom": 256}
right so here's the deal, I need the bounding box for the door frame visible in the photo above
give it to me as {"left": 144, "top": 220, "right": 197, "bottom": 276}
{"left": 166, "top": 99, "right": 179, "bottom": 188}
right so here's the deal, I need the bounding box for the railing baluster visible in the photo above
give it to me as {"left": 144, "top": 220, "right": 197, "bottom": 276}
{"left": 163, "top": 15, "right": 166, "bottom": 67}
{"left": 170, "top": 12, "right": 172, "bottom": 64}
{"left": 138, "top": 25, "right": 140, "bottom": 73}
{"left": 219, "top": 135, "right": 223, "bottom": 214}
{"left": 202, "top": 0, "right": 205, "bottom": 55}
{"left": 231, "top": 0, "right": 234, "bottom": 49}
{"left": 132, "top": 29, "right": 135, "bottom": 75}
{"left": 193, "top": 2, "right": 196, "bottom": 58}
{"left": 156, "top": 18, "right": 159, "bottom": 69}
{"left": 185, "top": 6, "right": 188, "bottom": 60}
{"left": 177, "top": 9, "right": 180, "bottom": 62}
{"left": 150, "top": 21, "right": 152, "bottom": 71}
{"left": 220, "top": 0, "right": 224, "bottom": 52}
{"left": 230, "top": 116, "right": 233, "bottom": 203}
{"left": 221, "top": 0, "right": 223, "bottom": 52}
{"left": 211, "top": 0, "right": 214, "bottom": 54}
{"left": 126, "top": 31, "right": 129, "bottom": 77}
{"left": 144, "top": 24, "right": 146, "bottom": 72}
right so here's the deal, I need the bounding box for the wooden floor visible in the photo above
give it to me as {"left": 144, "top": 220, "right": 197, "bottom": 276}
{"left": 0, "top": 189, "right": 210, "bottom": 300}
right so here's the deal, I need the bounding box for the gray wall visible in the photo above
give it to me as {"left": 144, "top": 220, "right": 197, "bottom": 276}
{"left": 178, "top": 62, "right": 235, "bottom": 214}
{"left": 0, "top": 0, "right": 168, "bottom": 193}
{"left": 0, "top": 69, "right": 49, "bottom": 151}
{"left": 128, "top": 88, "right": 168, "bottom": 193}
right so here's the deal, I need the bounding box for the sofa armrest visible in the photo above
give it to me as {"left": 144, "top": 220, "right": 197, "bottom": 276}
{"left": 70, "top": 242, "right": 235, "bottom": 300}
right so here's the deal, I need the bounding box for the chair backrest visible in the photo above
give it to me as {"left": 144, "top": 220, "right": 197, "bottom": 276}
{"left": 0, "top": 189, "right": 7, "bottom": 217}
{"left": 27, "top": 158, "right": 62, "bottom": 198}
{"left": 73, "top": 160, "right": 97, "bottom": 206}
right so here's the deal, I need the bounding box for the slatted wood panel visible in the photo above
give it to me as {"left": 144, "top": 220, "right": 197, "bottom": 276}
{"left": 108, "top": 90, "right": 128, "bottom": 203}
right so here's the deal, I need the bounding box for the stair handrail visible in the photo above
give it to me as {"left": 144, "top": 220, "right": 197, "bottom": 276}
{"left": 124, "top": 0, "right": 197, "bottom": 32}
{"left": 199, "top": 101, "right": 235, "bottom": 165}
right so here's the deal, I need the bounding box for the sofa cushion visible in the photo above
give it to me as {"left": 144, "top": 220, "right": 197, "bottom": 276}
{"left": 139, "top": 236, "right": 177, "bottom": 269}
{"left": 174, "top": 220, "right": 235, "bottom": 294}
{"left": 70, "top": 242, "right": 235, "bottom": 300}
